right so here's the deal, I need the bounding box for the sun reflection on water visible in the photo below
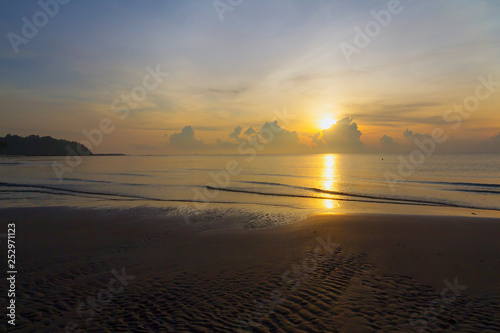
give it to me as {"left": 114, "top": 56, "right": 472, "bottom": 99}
{"left": 320, "top": 154, "right": 339, "bottom": 209}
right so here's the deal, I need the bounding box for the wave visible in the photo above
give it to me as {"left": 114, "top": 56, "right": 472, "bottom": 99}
{"left": 206, "top": 186, "right": 500, "bottom": 212}
{"left": 0, "top": 162, "right": 22, "bottom": 165}
{"left": 0, "top": 182, "right": 295, "bottom": 209}
{"left": 55, "top": 177, "right": 185, "bottom": 188}
{"left": 3, "top": 178, "right": 499, "bottom": 213}
{"left": 100, "top": 172, "right": 154, "bottom": 177}
{"left": 235, "top": 180, "right": 445, "bottom": 206}
{"left": 453, "top": 189, "right": 500, "bottom": 195}
{"left": 206, "top": 186, "right": 445, "bottom": 207}
{"left": 0, "top": 189, "right": 141, "bottom": 201}
{"left": 394, "top": 179, "right": 500, "bottom": 189}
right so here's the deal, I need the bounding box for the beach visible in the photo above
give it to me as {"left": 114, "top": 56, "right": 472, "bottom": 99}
{"left": 2, "top": 206, "right": 499, "bottom": 332}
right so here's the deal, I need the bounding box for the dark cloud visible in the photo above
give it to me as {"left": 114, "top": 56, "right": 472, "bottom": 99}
{"left": 169, "top": 126, "right": 206, "bottom": 150}
{"left": 229, "top": 126, "right": 243, "bottom": 141}
{"left": 378, "top": 134, "right": 402, "bottom": 153}
{"left": 244, "top": 127, "right": 256, "bottom": 135}
{"left": 480, "top": 131, "right": 500, "bottom": 153}
{"left": 191, "top": 85, "right": 249, "bottom": 99}
{"left": 380, "top": 135, "right": 396, "bottom": 147}
{"left": 207, "top": 87, "right": 248, "bottom": 97}
{"left": 216, "top": 138, "right": 237, "bottom": 150}
{"left": 403, "top": 129, "right": 429, "bottom": 142}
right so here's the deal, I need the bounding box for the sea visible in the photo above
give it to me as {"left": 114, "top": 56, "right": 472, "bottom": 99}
{"left": 1, "top": 154, "right": 500, "bottom": 227}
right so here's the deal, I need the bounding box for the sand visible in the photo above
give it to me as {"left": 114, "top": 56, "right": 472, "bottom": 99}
{"left": 1, "top": 206, "right": 499, "bottom": 332}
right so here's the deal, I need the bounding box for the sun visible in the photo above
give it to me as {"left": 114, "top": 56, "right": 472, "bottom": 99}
{"left": 320, "top": 118, "right": 337, "bottom": 130}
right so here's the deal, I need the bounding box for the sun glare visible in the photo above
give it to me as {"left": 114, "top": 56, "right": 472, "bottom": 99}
{"left": 320, "top": 118, "right": 337, "bottom": 130}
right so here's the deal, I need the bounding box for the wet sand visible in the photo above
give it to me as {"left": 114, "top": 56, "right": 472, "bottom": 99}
{"left": 1, "top": 206, "right": 499, "bottom": 332}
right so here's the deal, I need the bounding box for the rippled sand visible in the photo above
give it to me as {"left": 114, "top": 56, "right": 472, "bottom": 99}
{"left": 1, "top": 207, "right": 498, "bottom": 332}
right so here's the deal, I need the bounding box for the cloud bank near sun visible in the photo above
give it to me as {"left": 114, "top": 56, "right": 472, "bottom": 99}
{"left": 164, "top": 117, "right": 500, "bottom": 154}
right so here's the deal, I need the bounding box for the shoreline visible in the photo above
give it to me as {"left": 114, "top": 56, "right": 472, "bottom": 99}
{"left": 1, "top": 206, "right": 499, "bottom": 332}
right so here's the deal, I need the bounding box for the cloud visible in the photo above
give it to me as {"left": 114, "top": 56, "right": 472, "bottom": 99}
{"left": 380, "top": 135, "right": 396, "bottom": 147}
{"left": 346, "top": 102, "right": 445, "bottom": 126}
{"left": 216, "top": 125, "right": 246, "bottom": 149}
{"left": 206, "top": 87, "right": 248, "bottom": 97}
{"left": 377, "top": 129, "right": 500, "bottom": 154}
{"left": 167, "top": 122, "right": 500, "bottom": 155}
{"left": 403, "top": 128, "right": 428, "bottom": 142}
{"left": 244, "top": 127, "right": 256, "bottom": 135}
{"left": 378, "top": 134, "right": 403, "bottom": 153}
{"left": 216, "top": 138, "right": 237, "bottom": 150}
{"left": 229, "top": 126, "right": 243, "bottom": 141}
{"left": 169, "top": 126, "right": 207, "bottom": 150}
{"left": 256, "top": 121, "right": 301, "bottom": 150}
{"left": 214, "top": 121, "right": 305, "bottom": 153}
{"left": 479, "top": 131, "right": 500, "bottom": 153}
{"left": 315, "top": 117, "right": 364, "bottom": 152}
{"left": 312, "top": 131, "right": 323, "bottom": 146}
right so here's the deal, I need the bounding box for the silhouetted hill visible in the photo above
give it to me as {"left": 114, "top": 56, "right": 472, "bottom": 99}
{"left": 0, "top": 134, "right": 93, "bottom": 156}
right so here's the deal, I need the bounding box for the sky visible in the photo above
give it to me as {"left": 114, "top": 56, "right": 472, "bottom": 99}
{"left": 1, "top": 0, "right": 499, "bottom": 154}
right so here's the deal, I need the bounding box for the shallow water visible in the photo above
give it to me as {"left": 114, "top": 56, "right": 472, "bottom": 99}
{"left": 1, "top": 154, "right": 500, "bottom": 221}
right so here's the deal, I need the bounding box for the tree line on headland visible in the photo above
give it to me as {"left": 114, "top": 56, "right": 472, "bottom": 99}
{"left": 0, "top": 134, "right": 95, "bottom": 156}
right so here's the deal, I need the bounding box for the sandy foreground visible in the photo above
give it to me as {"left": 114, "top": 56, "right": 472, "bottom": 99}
{"left": 1, "top": 207, "right": 499, "bottom": 332}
